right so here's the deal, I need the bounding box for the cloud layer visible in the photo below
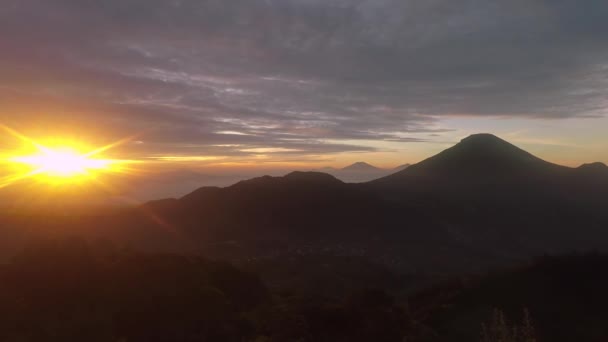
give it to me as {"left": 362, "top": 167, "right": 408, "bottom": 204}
{"left": 1, "top": 0, "right": 607, "bottom": 161}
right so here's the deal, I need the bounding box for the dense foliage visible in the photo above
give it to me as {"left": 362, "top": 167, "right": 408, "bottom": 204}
{"left": 2, "top": 239, "right": 608, "bottom": 341}
{"left": 411, "top": 254, "right": 608, "bottom": 341}
{"left": 0, "top": 239, "right": 410, "bottom": 342}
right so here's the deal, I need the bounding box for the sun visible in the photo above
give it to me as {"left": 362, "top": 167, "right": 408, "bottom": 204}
{"left": 1, "top": 125, "right": 135, "bottom": 188}
{"left": 10, "top": 147, "right": 114, "bottom": 178}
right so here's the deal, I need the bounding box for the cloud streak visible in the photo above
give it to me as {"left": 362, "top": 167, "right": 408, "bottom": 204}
{"left": 1, "top": 0, "right": 607, "bottom": 162}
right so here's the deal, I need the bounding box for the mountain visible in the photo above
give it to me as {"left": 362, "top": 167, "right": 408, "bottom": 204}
{"left": 369, "top": 133, "right": 608, "bottom": 200}
{"left": 1, "top": 134, "right": 606, "bottom": 340}
{"left": 132, "top": 134, "right": 608, "bottom": 271}
{"left": 312, "top": 162, "right": 394, "bottom": 183}
{"left": 368, "top": 133, "right": 605, "bottom": 208}
{"left": 578, "top": 161, "right": 608, "bottom": 171}
{"left": 575, "top": 162, "right": 608, "bottom": 180}
{"left": 143, "top": 171, "right": 395, "bottom": 246}
{"left": 374, "top": 133, "right": 568, "bottom": 185}
{"left": 2, "top": 134, "right": 607, "bottom": 273}
{"left": 138, "top": 135, "right": 608, "bottom": 272}
{"left": 342, "top": 162, "right": 384, "bottom": 172}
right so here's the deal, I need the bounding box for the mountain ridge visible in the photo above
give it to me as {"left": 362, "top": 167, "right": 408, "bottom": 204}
{"left": 132, "top": 133, "right": 608, "bottom": 272}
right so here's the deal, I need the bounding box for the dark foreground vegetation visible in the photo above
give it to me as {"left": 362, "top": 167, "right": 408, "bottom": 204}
{"left": 412, "top": 253, "right": 608, "bottom": 341}
{"left": 1, "top": 239, "right": 608, "bottom": 341}
{"left": 0, "top": 239, "right": 408, "bottom": 342}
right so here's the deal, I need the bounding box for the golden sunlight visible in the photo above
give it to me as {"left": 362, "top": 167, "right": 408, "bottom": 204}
{"left": 10, "top": 147, "right": 114, "bottom": 178}
{"left": 1, "top": 125, "right": 134, "bottom": 188}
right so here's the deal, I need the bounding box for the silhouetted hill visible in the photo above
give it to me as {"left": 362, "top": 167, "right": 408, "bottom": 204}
{"left": 181, "top": 172, "right": 344, "bottom": 206}
{"left": 142, "top": 171, "right": 397, "bottom": 250}
{"left": 286, "top": 171, "right": 344, "bottom": 183}
{"left": 373, "top": 134, "right": 568, "bottom": 185}
{"left": 575, "top": 162, "right": 608, "bottom": 180}
{"left": 368, "top": 133, "right": 608, "bottom": 210}
{"left": 578, "top": 161, "right": 608, "bottom": 171}
{"left": 129, "top": 134, "right": 608, "bottom": 272}
{"left": 144, "top": 197, "right": 180, "bottom": 209}
{"left": 369, "top": 134, "right": 608, "bottom": 254}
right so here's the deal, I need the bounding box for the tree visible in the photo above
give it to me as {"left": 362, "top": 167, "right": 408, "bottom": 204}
{"left": 480, "top": 308, "right": 537, "bottom": 342}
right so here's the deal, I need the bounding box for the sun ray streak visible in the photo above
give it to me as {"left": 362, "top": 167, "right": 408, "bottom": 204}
{"left": 84, "top": 134, "right": 139, "bottom": 158}
{"left": 0, "top": 124, "right": 47, "bottom": 151}
{"left": 0, "top": 169, "right": 43, "bottom": 189}
{"left": 0, "top": 124, "right": 138, "bottom": 187}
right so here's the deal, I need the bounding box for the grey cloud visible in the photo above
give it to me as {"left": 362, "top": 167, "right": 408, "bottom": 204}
{"left": 1, "top": 0, "right": 607, "bottom": 157}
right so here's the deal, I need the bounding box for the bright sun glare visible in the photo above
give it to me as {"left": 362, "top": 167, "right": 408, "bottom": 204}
{"left": 11, "top": 147, "right": 113, "bottom": 178}
{"left": 1, "top": 125, "right": 133, "bottom": 188}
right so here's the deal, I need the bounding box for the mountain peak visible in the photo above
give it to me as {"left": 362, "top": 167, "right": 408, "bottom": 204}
{"left": 372, "top": 133, "right": 565, "bottom": 184}
{"left": 453, "top": 134, "right": 531, "bottom": 157}
{"left": 342, "top": 162, "right": 381, "bottom": 172}
{"left": 459, "top": 133, "right": 507, "bottom": 145}
{"left": 418, "top": 133, "right": 548, "bottom": 172}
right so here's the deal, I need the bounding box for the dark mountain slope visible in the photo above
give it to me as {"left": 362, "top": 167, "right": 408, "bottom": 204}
{"left": 145, "top": 172, "right": 402, "bottom": 245}
{"left": 134, "top": 171, "right": 468, "bottom": 270}
{"left": 373, "top": 134, "right": 569, "bottom": 186}
{"left": 364, "top": 134, "right": 608, "bottom": 257}
{"left": 368, "top": 133, "right": 607, "bottom": 224}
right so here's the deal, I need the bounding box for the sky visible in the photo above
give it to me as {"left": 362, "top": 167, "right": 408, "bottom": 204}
{"left": 1, "top": 0, "right": 607, "bottom": 176}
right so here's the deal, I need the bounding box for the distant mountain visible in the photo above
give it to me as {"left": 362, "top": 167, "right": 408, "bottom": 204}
{"left": 312, "top": 162, "right": 397, "bottom": 183}
{"left": 342, "top": 162, "right": 384, "bottom": 172}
